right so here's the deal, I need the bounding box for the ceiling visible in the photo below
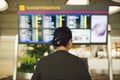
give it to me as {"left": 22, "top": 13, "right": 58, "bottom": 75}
{"left": 0, "top": 0, "right": 119, "bottom": 13}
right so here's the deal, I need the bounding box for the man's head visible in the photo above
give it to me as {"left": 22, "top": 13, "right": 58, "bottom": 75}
{"left": 52, "top": 27, "right": 72, "bottom": 50}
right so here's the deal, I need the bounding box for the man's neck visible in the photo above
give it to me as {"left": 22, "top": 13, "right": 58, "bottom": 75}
{"left": 56, "top": 46, "right": 68, "bottom": 51}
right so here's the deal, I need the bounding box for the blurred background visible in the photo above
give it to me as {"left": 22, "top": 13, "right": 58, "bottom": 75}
{"left": 0, "top": 0, "right": 120, "bottom": 80}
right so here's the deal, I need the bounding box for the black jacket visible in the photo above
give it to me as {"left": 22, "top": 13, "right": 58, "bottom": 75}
{"left": 31, "top": 50, "right": 91, "bottom": 80}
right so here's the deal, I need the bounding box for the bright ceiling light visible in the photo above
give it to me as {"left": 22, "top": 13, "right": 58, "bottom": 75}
{"left": 66, "top": 0, "right": 89, "bottom": 5}
{"left": 0, "top": 0, "right": 8, "bottom": 11}
{"left": 109, "top": 6, "right": 120, "bottom": 15}
{"left": 112, "top": 0, "right": 120, "bottom": 3}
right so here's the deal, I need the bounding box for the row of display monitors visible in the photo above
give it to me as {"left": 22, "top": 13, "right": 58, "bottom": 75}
{"left": 19, "top": 14, "right": 108, "bottom": 44}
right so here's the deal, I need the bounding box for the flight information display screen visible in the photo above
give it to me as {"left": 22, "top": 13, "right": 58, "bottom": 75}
{"left": 18, "top": 5, "right": 108, "bottom": 44}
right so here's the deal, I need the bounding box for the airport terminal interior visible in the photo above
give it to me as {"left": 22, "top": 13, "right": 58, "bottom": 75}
{"left": 0, "top": 0, "right": 120, "bottom": 80}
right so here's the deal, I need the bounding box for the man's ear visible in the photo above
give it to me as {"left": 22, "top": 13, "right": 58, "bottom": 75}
{"left": 69, "top": 39, "right": 72, "bottom": 44}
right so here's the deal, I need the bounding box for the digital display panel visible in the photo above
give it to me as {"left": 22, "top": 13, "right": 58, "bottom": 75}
{"left": 91, "top": 15, "right": 108, "bottom": 43}
{"left": 18, "top": 14, "right": 108, "bottom": 44}
{"left": 72, "top": 29, "right": 90, "bottom": 43}
{"left": 18, "top": 5, "right": 108, "bottom": 44}
{"left": 19, "top": 14, "right": 67, "bottom": 43}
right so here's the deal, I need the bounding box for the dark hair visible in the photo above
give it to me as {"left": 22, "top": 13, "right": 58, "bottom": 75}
{"left": 52, "top": 27, "right": 72, "bottom": 47}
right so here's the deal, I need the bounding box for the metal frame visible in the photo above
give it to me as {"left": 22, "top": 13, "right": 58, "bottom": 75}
{"left": 108, "top": 25, "right": 113, "bottom": 80}
{"left": 13, "top": 35, "right": 18, "bottom": 80}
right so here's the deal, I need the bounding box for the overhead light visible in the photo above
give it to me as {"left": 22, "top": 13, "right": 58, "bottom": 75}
{"left": 112, "top": 0, "right": 120, "bottom": 3}
{"left": 0, "top": 0, "right": 8, "bottom": 11}
{"left": 66, "top": 0, "right": 89, "bottom": 5}
{"left": 109, "top": 6, "right": 120, "bottom": 15}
